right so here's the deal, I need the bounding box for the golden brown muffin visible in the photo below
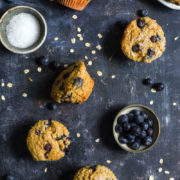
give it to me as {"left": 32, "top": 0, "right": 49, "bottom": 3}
{"left": 51, "top": 61, "right": 94, "bottom": 104}
{"left": 27, "top": 120, "right": 70, "bottom": 161}
{"left": 73, "top": 165, "right": 117, "bottom": 180}
{"left": 57, "top": 0, "right": 91, "bottom": 11}
{"left": 121, "top": 16, "right": 166, "bottom": 63}
{"left": 168, "top": 0, "right": 180, "bottom": 5}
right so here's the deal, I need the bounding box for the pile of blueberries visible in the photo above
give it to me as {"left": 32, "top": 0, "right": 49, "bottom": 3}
{"left": 115, "top": 109, "right": 154, "bottom": 150}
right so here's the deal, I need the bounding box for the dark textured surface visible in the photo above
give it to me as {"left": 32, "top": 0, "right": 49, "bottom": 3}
{"left": 0, "top": 0, "right": 180, "bottom": 180}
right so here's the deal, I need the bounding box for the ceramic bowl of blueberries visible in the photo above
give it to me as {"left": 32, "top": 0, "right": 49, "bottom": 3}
{"left": 113, "top": 104, "right": 160, "bottom": 153}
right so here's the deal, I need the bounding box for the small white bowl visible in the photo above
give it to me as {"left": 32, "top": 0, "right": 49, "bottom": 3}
{"left": 158, "top": 0, "right": 180, "bottom": 10}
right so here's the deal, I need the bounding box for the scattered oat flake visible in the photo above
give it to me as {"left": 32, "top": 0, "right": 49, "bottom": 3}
{"left": 71, "top": 38, "right": 76, "bottom": 44}
{"left": 149, "top": 175, "right": 154, "bottom": 180}
{"left": 97, "top": 33, "right": 103, "bottom": 39}
{"left": 96, "top": 44, "right": 102, "bottom": 50}
{"left": 44, "top": 167, "right": 48, "bottom": 173}
{"left": 173, "top": 102, "right": 177, "bottom": 106}
{"left": 1, "top": 95, "right": 5, "bottom": 101}
{"left": 7, "top": 83, "right": 13, "bottom": 88}
{"left": 64, "top": 64, "right": 68, "bottom": 68}
{"left": 77, "top": 27, "right": 81, "bottom": 32}
{"left": 150, "top": 100, "right": 154, "bottom": 105}
{"left": 85, "top": 42, "right": 91, "bottom": 47}
{"left": 37, "top": 67, "right": 42, "bottom": 72}
{"left": 24, "top": 69, "right": 30, "bottom": 74}
{"left": 106, "top": 160, "right": 112, "bottom": 164}
{"left": 111, "top": 75, "right": 116, "bottom": 79}
{"left": 165, "top": 171, "right": 170, "bottom": 174}
{"left": 92, "top": 50, "right": 96, "bottom": 54}
{"left": 174, "top": 36, "right": 179, "bottom": 40}
{"left": 1, "top": 82, "right": 5, "bottom": 87}
{"left": 22, "top": 93, "right": 28, "bottom": 97}
{"left": 85, "top": 56, "right": 88, "bottom": 60}
{"left": 97, "top": 71, "right": 102, "bottom": 76}
{"left": 72, "top": 15, "right": 77, "bottom": 19}
{"left": 151, "top": 88, "right": 156, "bottom": 93}
{"left": 158, "top": 167, "right": 163, "bottom": 173}
{"left": 28, "top": 77, "right": 33, "bottom": 82}
{"left": 77, "top": 34, "right": 82, "bottom": 38}
{"left": 76, "top": 133, "right": 81, "bottom": 138}
{"left": 88, "top": 61, "right": 92, "bottom": 66}
{"left": 70, "top": 49, "right": 74, "bottom": 53}
{"left": 159, "top": 159, "right": 163, "bottom": 164}
{"left": 79, "top": 36, "right": 83, "bottom": 41}
{"left": 169, "top": 178, "right": 174, "bottom": 180}
{"left": 54, "top": 37, "right": 59, "bottom": 41}
{"left": 95, "top": 138, "right": 100, "bottom": 143}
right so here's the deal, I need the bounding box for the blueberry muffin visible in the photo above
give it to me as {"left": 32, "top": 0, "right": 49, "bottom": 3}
{"left": 121, "top": 16, "right": 166, "bottom": 63}
{"left": 168, "top": 0, "right": 180, "bottom": 5}
{"left": 51, "top": 61, "right": 94, "bottom": 104}
{"left": 27, "top": 120, "right": 70, "bottom": 161}
{"left": 73, "top": 165, "right": 117, "bottom": 180}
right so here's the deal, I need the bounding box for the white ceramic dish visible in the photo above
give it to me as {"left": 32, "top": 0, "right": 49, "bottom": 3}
{"left": 158, "top": 0, "right": 180, "bottom": 10}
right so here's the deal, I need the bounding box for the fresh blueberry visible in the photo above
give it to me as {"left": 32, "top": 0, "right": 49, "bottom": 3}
{"left": 131, "top": 142, "right": 140, "bottom": 150}
{"left": 137, "top": 18, "right": 145, "bottom": 28}
{"left": 146, "top": 119, "right": 153, "bottom": 127}
{"left": 126, "top": 134, "right": 135, "bottom": 144}
{"left": 131, "top": 126, "right": 141, "bottom": 137}
{"left": 143, "top": 136, "right": 153, "bottom": 146}
{"left": 150, "top": 36, "right": 158, "bottom": 43}
{"left": 6, "top": 175, "right": 14, "bottom": 180}
{"left": 143, "top": 78, "right": 153, "bottom": 85}
{"left": 37, "top": 56, "right": 49, "bottom": 66}
{"left": 147, "top": 128, "right": 153, "bottom": 136}
{"left": 147, "top": 48, "right": 155, "bottom": 57}
{"left": 134, "top": 115, "right": 144, "bottom": 124}
{"left": 131, "top": 109, "right": 141, "bottom": 116}
{"left": 139, "top": 130, "right": 147, "bottom": 139}
{"left": 117, "top": 115, "right": 128, "bottom": 124}
{"left": 132, "top": 44, "right": 140, "bottom": 52}
{"left": 119, "top": 137, "right": 128, "bottom": 144}
{"left": 153, "top": 83, "right": 164, "bottom": 91}
{"left": 141, "top": 122, "right": 149, "bottom": 131}
{"left": 47, "top": 103, "right": 57, "bottom": 110}
{"left": 141, "top": 112, "right": 148, "bottom": 119}
{"left": 123, "top": 123, "right": 131, "bottom": 131}
{"left": 137, "top": 9, "right": 148, "bottom": 17}
{"left": 115, "top": 124, "right": 123, "bottom": 134}
{"left": 128, "top": 113, "right": 134, "bottom": 122}
{"left": 50, "top": 61, "right": 61, "bottom": 70}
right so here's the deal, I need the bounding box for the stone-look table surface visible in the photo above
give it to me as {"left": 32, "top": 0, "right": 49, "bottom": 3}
{"left": 0, "top": 0, "right": 180, "bottom": 179}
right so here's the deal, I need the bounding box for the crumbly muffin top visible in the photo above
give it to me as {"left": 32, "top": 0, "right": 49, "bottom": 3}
{"left": 27, "top": 120, "right": 70, "bottom": 161}
{"left": 121, "top": 16, "right": 166, "bottom": 63}
{"left": 168, "top": 0, "right": 180, "bottom": 5}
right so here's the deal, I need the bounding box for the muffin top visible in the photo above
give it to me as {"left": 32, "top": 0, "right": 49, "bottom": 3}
{"left": 168, "top": 0, "right": 180, "bottom": 5}
{"left": 121, "top": 16, "right": 166, "bottom": 63}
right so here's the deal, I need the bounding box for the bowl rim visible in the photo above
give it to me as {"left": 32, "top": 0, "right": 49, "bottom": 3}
{"left": 158, "top": 0, "right": 180, "bottom": 10}
{"left": 113, "top": 104, "right": 161, "bottom": 153}
{"left": 0, "top": 5, "right": 47, "bottom": 54}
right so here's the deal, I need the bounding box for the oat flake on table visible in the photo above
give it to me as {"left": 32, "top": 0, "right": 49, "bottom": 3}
{"left": 1, "top": 95, "right": 5, "bottom": 101}
{"left": 72, "top": 15, "right": 78, "bottom": 19}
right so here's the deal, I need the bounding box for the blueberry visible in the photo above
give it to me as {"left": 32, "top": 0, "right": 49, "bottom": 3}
{"left": 135, "top": 138, "right": 141, "bottom": 144}
{"left": 119, "top": 137, "right": 128, "bottom": 144}
{"left": 128, "top": 113, "right": 134, "bottom": 122}
{"left": 147, "top": 119, "right": 153, "bottom": 127}
{"left": 141, "top": 122, "right": 149, "bottom": 131}
{"left": 147, "top": 48, "right": 155, "bottom": 57}
{"left": 117, "top": 115, "right": 128, "bottom": 124}
{"left": 47, "top": 103, "right": 57, "bottom": 110}
{"left": 143, "top": 136, "right": 153, "bottom": 146}
{"left": 44, "top": 143, "right": 52, "bottom": 152}
{"left": 115, "top": 124, "right": 123, "bottom": 134}
{"left": 37, "top": 56, "right": 49, "bottom": 66}
{"left": 143, "top": 78, "right": 153, "bottom": 85}
{"left": 147, "top": 128, "right": 153, "bottom": 136}
{"left": 123, "top": 123, "right": 131, "bottom": 131}
{"left": 134, "top": 115, "right": 144, "bottom": 124}
{"left": 150, "top": 36, "right": 158, "bottom": 43}
{"left": 126, "top": 134, "right": 135, "bottom": 144}
{"left": 132, "top": 44, "right": 140, "bottom": 52}
{"left": 131, "top": 142, "right": 140, "bottom": 150}
{"left": 137, "top": 9, "right": 148, "bottom": 17}
{"left": 131, "top": 126, "right": 141, "bottom": 137}
{"left": 141, "top": 112, "right": 148, "bottom": 119}
{"left": 137, "top": 18, "right": 145, "bottom": 28}
{"left": 153, "top": 83, "right": 164, "bottom": 91}
{"left": 131, "top": 109, "right": 141, "bottom": 116}
{"left": 139, "top": 130, "right": 147, "bottom": 139}
{"left": 6, "top": 175, "right": 14, "bottom": 180}
{"left": 50, "top": 61, "right": 61, "bottom": 70}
